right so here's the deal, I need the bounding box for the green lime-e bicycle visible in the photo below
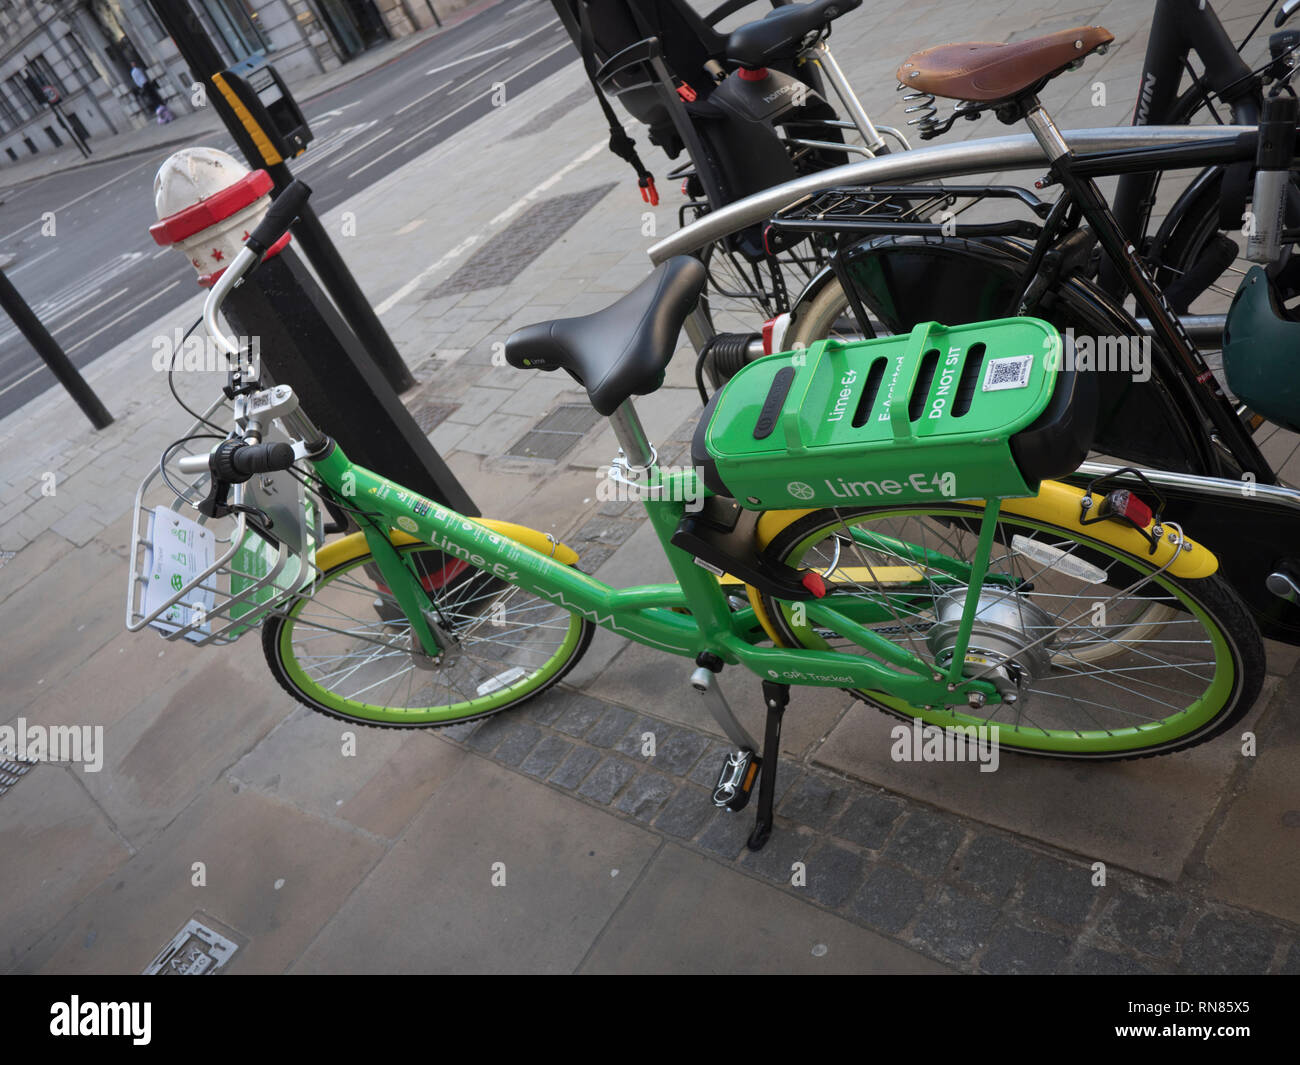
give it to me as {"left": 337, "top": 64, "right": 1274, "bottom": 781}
{"left": 127, "top": 183, "right": 1264, "bottom": 850}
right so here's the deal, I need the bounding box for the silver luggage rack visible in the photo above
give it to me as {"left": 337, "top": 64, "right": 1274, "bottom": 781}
{"left": 125, "top": 395, "right": 323, "bottom": 646}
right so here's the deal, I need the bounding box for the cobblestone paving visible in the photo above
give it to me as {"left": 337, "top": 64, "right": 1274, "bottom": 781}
{"left": 438, "top": 679, "right": 1299, "bottom": 975}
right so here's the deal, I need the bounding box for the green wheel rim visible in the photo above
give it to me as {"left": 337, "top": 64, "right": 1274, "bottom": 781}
{"left": 772, "top": 507, "right": 1236, "bottom": 755}
{"left": 276, "top": 550, "right": 586, "bottom": 725}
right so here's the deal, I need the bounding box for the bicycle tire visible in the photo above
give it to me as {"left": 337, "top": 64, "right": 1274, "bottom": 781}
{"left": 755, "top": 503, "right": 1264, "bottom": 759}
{"left": 263, "top": 541, "right": 593, "bottom": 729}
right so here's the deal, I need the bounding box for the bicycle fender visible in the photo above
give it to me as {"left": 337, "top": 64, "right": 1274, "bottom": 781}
{"left": 1001, "top": 481, "right": 1218, "bottom": 579}
{"left": 748, "top": 480, "right": 1217, "bottom": 603}
{"left": 316, "top": 519, "right": 579, "bottom": 572}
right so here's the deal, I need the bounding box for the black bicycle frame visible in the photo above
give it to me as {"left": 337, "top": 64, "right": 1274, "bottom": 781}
{"left": 1100, "top": 0, "right": 1262, "bottom": 294}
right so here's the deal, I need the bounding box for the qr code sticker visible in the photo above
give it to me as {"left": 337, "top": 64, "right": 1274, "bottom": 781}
{"left": 982, "top": 355, "right": 1033, "bottom": 391}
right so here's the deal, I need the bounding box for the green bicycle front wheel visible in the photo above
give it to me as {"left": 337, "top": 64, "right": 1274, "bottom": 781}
{"left": 757, "top": 504, "right": 1263, "bottom": 759}
{"left": 263, "top": 542, "right": 592, "bottom": 728}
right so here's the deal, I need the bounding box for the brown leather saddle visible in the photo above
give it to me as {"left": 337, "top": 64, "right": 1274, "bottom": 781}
{"left": 897, "top": 26, "right": 1114, "bottom": 103}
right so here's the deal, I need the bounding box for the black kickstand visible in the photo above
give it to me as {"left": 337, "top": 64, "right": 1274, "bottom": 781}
{"left": 747, "top": 681, "right": 790, "bottom": 851}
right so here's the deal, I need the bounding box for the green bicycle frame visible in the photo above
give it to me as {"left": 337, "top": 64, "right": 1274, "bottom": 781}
{"left": 310, "top": 442, "right": 1001, "bottom": 708}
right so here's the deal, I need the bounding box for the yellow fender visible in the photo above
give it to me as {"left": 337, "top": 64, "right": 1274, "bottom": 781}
{"left": 744, "top": 479, "right": 1219, "bottom": 646}
{"left": 315, "top": 518, "right": 579, "bottom": 573}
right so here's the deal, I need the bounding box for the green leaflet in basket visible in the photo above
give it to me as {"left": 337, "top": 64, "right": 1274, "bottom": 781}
{"left": 226, "top": 481, "right": 320, "bottom": 635}
{"left": 142, "top": 508, "right": 216, "bottom": 642}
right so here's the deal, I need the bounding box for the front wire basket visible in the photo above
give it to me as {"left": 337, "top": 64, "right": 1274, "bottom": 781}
{"left": 125, "top": 393, "right": 323, "bottom": 646}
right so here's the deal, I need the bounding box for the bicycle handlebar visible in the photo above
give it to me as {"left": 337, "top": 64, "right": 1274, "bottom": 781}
{"left": 246, "top": 179, "right": 311, "bottom": 256}
{"left": 176, "top": 441, "right": 297, "bottom": 480}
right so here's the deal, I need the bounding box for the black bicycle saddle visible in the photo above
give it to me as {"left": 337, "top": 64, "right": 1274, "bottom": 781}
{"left": 505, "top": 256, "right": 706, "bottom": 416}
{"left": 726, "top": 0, "right": 862, "bottom": 68}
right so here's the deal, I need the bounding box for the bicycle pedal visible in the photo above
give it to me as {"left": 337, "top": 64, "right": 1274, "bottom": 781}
{"left": 712, "top": 749, "right": 760, "bottom": 812}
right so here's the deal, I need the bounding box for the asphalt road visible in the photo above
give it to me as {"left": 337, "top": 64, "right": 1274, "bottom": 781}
{"left": 0, "top": 0, "right": 575, "bottom": 421}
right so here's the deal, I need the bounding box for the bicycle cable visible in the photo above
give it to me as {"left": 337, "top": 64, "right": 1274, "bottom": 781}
{"left": 166, "top": 316, "right": 226, "bottom": 432}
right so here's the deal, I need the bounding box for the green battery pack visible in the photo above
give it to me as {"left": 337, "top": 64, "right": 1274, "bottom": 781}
{"left": 697, "top": 318, "right": 1066, "bottom": 510}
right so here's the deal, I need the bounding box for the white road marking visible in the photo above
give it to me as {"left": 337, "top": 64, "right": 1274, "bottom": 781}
{"left": 425, "top": 40, "right": 521, "bottom": 76}
{"left": 394, "top": 78, "right": 454, "bottom": 116}
{"left": 349, "top": 41, "right": 572, "bottom": 180}
{"left": 449, "top": 56, "right": 510, "bottom": 93}
{"left": 329, "top": 125, "right": 395, "bottom": 170}
{"left": 0, "top": 161, "right": 157, "bottom": 244}
{"left": 0, "top": 361, "right": 48, "bottom": 396}
{"left": 0, "top": 252, "right": 145, "bottom": 344}
{"left": 293, "top": 120, "right": 379, "bottom": 172}
{"left": 53, "top": 287, "right": 130, "bottom": 334}
{"left": 66, "top": 280, "right": 181, "bottom": 354}
{"left": 7, "top": 245, "right": 59, "bottom": 275}
{"left": 374, "top": 138, "right": 604, "bottom": 316}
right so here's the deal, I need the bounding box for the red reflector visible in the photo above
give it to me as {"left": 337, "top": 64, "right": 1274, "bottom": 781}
{"left": 801, "top": 571, "right": 827, "bottom": 598}
{"left": 738, "top": 67, "right": 768, "bottom": 81}
{"left": 761, "top": 317, "right": 776, "bottom": 355}
{"left": 1116, "top": 490, "right": 1153, "bottom": 528}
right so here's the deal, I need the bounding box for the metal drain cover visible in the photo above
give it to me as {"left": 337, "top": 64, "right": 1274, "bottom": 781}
{"left": 0, "top": 758, "right": 34, "bottom": 797}
{"left": 507, "top": 403, "right": 601, "bottom": 460}
{"left": 144, "top": 916, "right": 239, "bottom": 975}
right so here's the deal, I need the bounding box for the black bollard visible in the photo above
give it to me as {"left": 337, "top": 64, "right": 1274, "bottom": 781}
{"left": 221, "top": 244, "right": 476, "bottom": 515}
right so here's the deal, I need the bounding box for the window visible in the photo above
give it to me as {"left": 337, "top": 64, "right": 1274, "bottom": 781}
{"left": 5, "top": 75, "right": 36, "bottom": 120}
{"left": 201, "top": 0, "right": 270, "bottom": 60}
{"left": 135, "top": 1, "right": 166, "bottom": 42}
{"left": 29, "top": 54, "right": 67, "bottom": 99}
{"left": 62, "top": 35, "right": 100, "bottom": 91}
{"left": 0, "top": 90, "right": 20, "bottom": 131}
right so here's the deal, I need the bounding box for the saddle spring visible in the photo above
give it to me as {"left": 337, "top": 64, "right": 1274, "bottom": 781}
{"left": 897, "top": 79, "right": 940, "bottom": 138}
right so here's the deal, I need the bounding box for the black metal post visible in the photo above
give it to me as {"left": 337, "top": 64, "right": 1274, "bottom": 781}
{"left": 0, "top": 270, "right": 112, "bottom": 429}
{"left": 219, "top": 246, "right": 475, "bottom": 514}
{"left": 148, "top": 1, "right": 415, "bottom": 393}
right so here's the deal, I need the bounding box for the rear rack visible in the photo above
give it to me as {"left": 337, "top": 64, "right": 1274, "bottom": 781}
{"left": 766, "top": 184, "right": 1050, "bottom": 242}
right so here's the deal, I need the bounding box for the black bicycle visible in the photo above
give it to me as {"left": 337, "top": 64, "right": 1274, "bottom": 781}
{"left": 656, "top": 6, "right": 1300, "bottom": 647}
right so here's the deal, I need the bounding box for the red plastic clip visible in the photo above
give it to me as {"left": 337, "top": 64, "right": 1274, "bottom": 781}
{"left": 676, "top": 82, "right": 697, "bottom": 102}
{"left": 800, "top": 571, "right": 827, "bottom": 598}
{"left": 640, "top": 175, "right": 659, "bottom": 206}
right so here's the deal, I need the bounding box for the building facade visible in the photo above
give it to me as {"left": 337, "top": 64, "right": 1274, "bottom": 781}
{"left": 0, "top": 0, "right": 440, "bottom": 165}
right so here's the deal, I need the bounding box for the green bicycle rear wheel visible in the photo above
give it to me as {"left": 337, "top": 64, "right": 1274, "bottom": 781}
{"left": 263, "top": 542, "right": 592, "bottom": 728}
{"left": 757, "top": 503, "right": 1263, "bottom": 759}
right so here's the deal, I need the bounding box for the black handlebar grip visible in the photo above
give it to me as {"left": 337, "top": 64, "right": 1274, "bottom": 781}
{"left": 231, "top": 441, "right": 298, "bottom": 477}
{"left": 245, "top": 180, "right": 312, "bottom": 256}
{"left": 213, "top": 440, "right": 297, "bottom": 482}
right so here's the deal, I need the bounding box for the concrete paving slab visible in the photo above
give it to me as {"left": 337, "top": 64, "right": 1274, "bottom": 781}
{"left": 291, "top": 756, "right": 659, "bottom": 973}
{"left": 3, "top": 533, "right": 134, "bottom": 711}
{"left": 579, "top": 842, "right": 951, "bottom": 974}
{"left": 23, "top": 785, "right": 386, "bottom": 975}
{"left": 813, "top": 685, "right": 1277, "bottom": 882}
{"left": 65, "top": 644, "right": 290, "bottom": 847}
{"left": 228, "top": 706, "right": 471, "bottom": 839}
{"left": 0, "top": 530, "right": 76, "bottom": 603}
{"left": 1203, "top": 681, "right": 1300, "bottom": 924}
{"left": 0, "top": 766, "right": 130, "bottom": 973}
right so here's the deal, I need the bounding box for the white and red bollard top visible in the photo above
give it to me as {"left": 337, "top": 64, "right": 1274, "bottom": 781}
{"left": 149, "top": 147, "right": 292, "bottom": 287}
